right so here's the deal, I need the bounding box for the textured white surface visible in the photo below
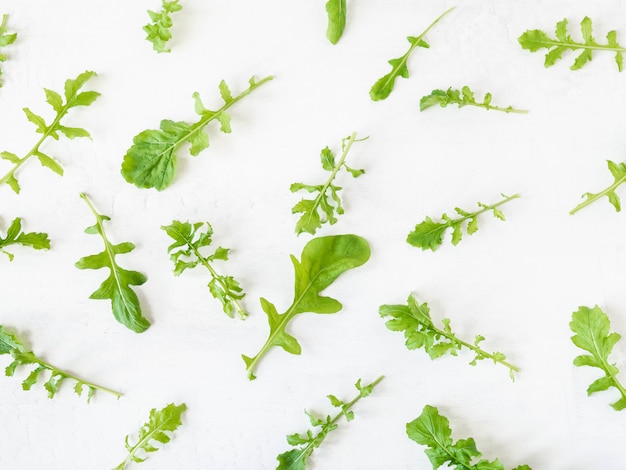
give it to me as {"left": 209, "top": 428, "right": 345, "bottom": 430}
{"left": 2, "top": 0, "right": 626, "bottom": 468}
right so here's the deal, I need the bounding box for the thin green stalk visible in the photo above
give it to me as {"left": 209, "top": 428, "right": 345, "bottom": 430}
{"left": 570, "top": 175, "right": 626, "bottom": 214}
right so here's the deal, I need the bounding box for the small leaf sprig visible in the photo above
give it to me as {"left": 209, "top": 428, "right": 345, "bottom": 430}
{"left": 75, "top": 193, "right": 150, "bottom": 333}
{"left": 161, "top": 220, "right": 247, "bottom": 319}
{"left": 0, "top": 71, "right": 99, "bottom": 193}
{"left": 242, "top": 234, "right": 370, "bottom": 380}
{"left": 143, "top": 0, "right": 182, "bottom": 53}
{"left": 407, "top": 193, "right": 520, "bottom": 251}
{"left": 570, "top": 305, "right": 626, "bottom": 411}
{"left": 370, "top": 7, "right": 455, "bottom": 101}
{"left": 407, "top": 405, "right": 532, "bottom": 470}
{"left": 325, "top": 0, "right": 346, "bottom": 45}
{"left": 0, "top": 14, "right": 17, "bottom": 87}
{"left": 570, "top": 160, "right": 626, "bottom": 214}
{"left": 291, "top": 132, "right": 366, "bottom": 236}
{"left": 277, "top": 376, "right": 383, "bottom": 470}
{"left": 0, "top": 217, "right": 50, "bottom": 261}
{"left": 519, "top": 17, "right": 626, "bottom": 71}
{"left": 0, "top": 325, "right": 122, "bottom": 401}
{"left": 420, "top": 86, "right": 527, "bottom": 114}
{"left": 114, "top": 403, "right": 187, "bottom": 470}
{"left": 380, "top": 294, "right": 519, "bottom": 380}
{"left": 121, "top": 75, "right": 273, "bottom": 191}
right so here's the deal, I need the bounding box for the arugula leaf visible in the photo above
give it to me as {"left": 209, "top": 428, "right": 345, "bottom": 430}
{"left": 242, "top": 234, "right": 370, "bottom": 380}
{"left": 420, "top": 86, "right": 528, "bottom": 114}
{"left": 162, "top": 220, "right": 247, "bottom": 319}
{"left": 0, "top": 71, "right": 99, "bottom": 193}
{"left": 277, "top": 376, "right": 383, "bottom": 469}
{"left": 325, "top": 0, "right": 346, "bottom": 45}
{"left": 75, "top": 193, "right": 150, "bottom": 333}
{"left": 121, "top": 75, "right": 273, "bottom": 191}
{"left": 570, "top": 305, "right": 626, "bottom": 410}
{"left": 519, "top": 17, "right": 626, "bottom": 71}
{"left": 407, "top": 405, "right": 532, "bottom": 470}
{"left": 0, "top": 325, "right": 122, "bottom": 401}
{"left": 407, "top": 193, "right": 520, "bottom": 251}
{"left": 291, "top": 132, "right": 366, "bottom": 235}
{"left": 0, "top": 217, "right": 50, "bottom": 261}
{"left": 369, "top": 7, "right": 455, "bottom": 101}
{"left": 0, "top": 14, "right": 17, "bottom": 88}
{"left": 570, "top": 160, "right": 626, "bottom": 214}
{"left": 143, "top": 0, "right": 183, "bottom": 53}
{"left": 114, "top": 403, "right": 187, "bottom": 470}
{"left": 380, "top": 294, "right": 519, "bottom": 379}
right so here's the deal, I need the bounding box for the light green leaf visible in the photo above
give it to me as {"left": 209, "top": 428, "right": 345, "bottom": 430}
{"left": 420, "top": 86, "right": 527, "bottom": 114}
{"left": 325, "top": 0, "right": 346, "bottom": 45}
{"left": 0, "top": 217, "right": 50, "bottom": 261}
{"left": 571, "top": 160, "right": 626, "bottom": 214}
{"left": 243, "top": 234, "right": 370, "bottom": 380}
{"left": 143, "top": 0, "right": 182, "bottom": 53}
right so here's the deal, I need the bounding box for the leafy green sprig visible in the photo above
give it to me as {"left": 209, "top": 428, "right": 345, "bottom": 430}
{"left": 277, "top": 376, "right": 384, "bottom": 469}
{"left": 570, "top": 305, "right": 626, "bottom": 410}
{"left": 143, "top": 0, "right": 182, "bottom": 53}
{"left": 407, "top": 193, "right": 520, "bottom": 251}
{"left": 570, "top": 160, "right": 626, "bottom": 214}
{"left": 291, "top": 132, "right": 366, "bottom": 235}
{"left": 519, "top": 17, "right": 626, "bottom": 71}
{"left": 114, "top": 403, "right": 187, "bottom": 470}
{"left": 380, "top": 294, "right": 519, "bottom": 380}
{"left": 0, "top": 14, "right": 17, "bottom": 87}
{"left": 242, "top": 234, "right": 370, "bottom": 380}
{"left": 121, "top": 75, "right": 273, "bottom": 191}
{"left": 407, "top": 405, "right": 532, "bottom": 470}
{"left": 370, "top": 7, "right": 455, "bottom": 101}
{"left": 0, "top": 71, "right": 99, "bottom": 193}
{"left": 0, "top": 325, "right": 122, "bottom": 401}
{"left": 325, "top": 0, "right": 346, "bottom": 44}
{"left": 0, "top": 217, "right": 50, "bottom": 261}
{"left": 420, "top": 87, "right": 527, "bottom": 114}
{"left": 162, "top": 220, "right": 247, "bottom": 319}
{"left": 75, "top": 193, "right": 150, "bottom": 333}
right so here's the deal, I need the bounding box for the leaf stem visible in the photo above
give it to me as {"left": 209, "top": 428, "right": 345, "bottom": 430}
{"left": 539, "top": 39, "right": 626, "bottom": 54}
{"left": 447, "top": 193, "right": 521, "bottom": 227}
{"left": 570, "top": 175, "right": 626, "bottom": 214}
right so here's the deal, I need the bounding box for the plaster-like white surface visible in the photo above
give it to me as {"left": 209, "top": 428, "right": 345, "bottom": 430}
{"left": 2, "top": 1, "right": 626, "bottom": 468}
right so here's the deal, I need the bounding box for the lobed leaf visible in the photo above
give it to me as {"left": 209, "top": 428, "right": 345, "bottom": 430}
{"left": 243, "top": 234, "right": 370, "bottom": 379}
{"left": 407, "top": 194, "right": 519, "bottom": 251}
{"left": 162, "top": 220, "right": 247, "bottom": 319}
{"left": 407, "top": 405, "right": 532, "bottom": 469}
{"left": 369, "top": 8, "right": 454, "bottom": 101}
{"left": 570, "top": 305, "right": 626, "bottom": 410}
{"left": 420, "top": 86, "right": 527, "bottom": 114}
{"left": 571, "top": 160, "right": 626, "bottom": 214}
{"left": 121, "top": 75, "right": 272, "bottom": 191}
{"left": 0, "top": 14, "right": 16, "bottom": 87}
{"left": 76, "top": 194, "right": 150, "bottom": 333}
{"left": 143, "top": 0, "right": 183, "bottom": 53}
{"left": 519, "top": 17, "right": 626, "bottom": 71}
{"left": 0, "top": 217, "right": 50, "bottom": 261}
{"left": 115, "top": 403, "right": 187, "bottom": 470}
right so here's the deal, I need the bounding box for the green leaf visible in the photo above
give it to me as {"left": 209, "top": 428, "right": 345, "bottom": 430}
{"left": 115, "top": 403, "right": 186, "bottom": 470}
{"left": 75, "top": 193, "right": 150, "bottom": 333}
{"left": 380, "top": 294, "right": 518, "bottom": 378}
{"left": 0, "top": 217, "right": 50, "bottom": 261}
{"left": 0, "top": 70, "right": 98, "bottom": 193}
{"left": 143, "top": 0, "right": 182, "bottom": 53}
{"left": 519, "top": 17, "right": 626, "bottom": 71}
{"left": 121, "top": 76, "right": 273, "bottom": 190}
{"left": 420, "top": 86, "right": 527, "bottom": 114}
{"left": 0, "top": 14, "right": 16, "bottom": 87}
{"left": 242, "top": 234, "right": 370, "bottom": 380}
{"left": 325, "top": 0, "right": 346, "bottom": 45}
{"left": 291, "top": 132, "right": 366, "bottom": 235}
{"left": 571, "top": 160, "right": 626, "bottom": 214}
{"left": 0, "top": 325, "right": 121, "bottom": 400}
{"left": 570, "top": 305, "right": 626, "bottom": 410}
{"left": 162, "top": 220, "right": 247, "bottom": 319}
{"left": 407, "top": 194, "right": 520, "bottom": 251}
{"left": 277, "top": 376, "right": 383, "bottom": 469}
{"left": 369, "top": 8, "right": 454, "bottom": 101}
{"left": 407, "top": 405, "right": 532, "bottom": 469}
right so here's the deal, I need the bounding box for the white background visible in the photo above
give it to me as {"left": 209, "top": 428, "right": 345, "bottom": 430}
{"left": 2, "top": 0, "right": 626, "bottom": 468}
